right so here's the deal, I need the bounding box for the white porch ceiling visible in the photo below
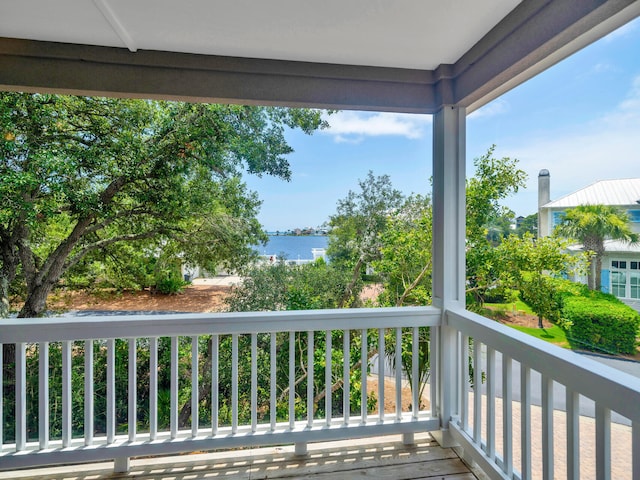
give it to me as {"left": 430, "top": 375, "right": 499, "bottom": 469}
{"left": 1, "top": 0, "right": 521, "bottom": 70}
{"left": 1, "top": 1, "right": 640, "bottom": 112}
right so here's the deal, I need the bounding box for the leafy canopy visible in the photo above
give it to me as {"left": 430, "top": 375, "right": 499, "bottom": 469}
{"left": 0, "top": 93, "right": 326, "bottom": 316}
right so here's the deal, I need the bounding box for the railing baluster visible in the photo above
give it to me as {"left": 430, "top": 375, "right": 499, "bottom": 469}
{"left": 107, "top": 338, "right": 115, "bottom": 444}
{"left": 361, "top": 329, "right": 367, "bottom": 423}
{"left": 211, "top": 334, "right": 218, "bottom": 435}
{"left": 486, "top": 347, "right": 495, "bottom": 459}
{"left": 16, "top": 342, "right": 26, "bottom": 451}
{"left": 251, "top": 333, "right": 257, "bottom": 432}
{"left": 39, "top": 342, "right": 49, "bottom": 449}
{"left": 0, "top": 343, "right": 2, "bottom": 452}
{"left": 541, "top": 374, "right": 554, "bottom": 480}
{"left": 232, "top": 334, "right": 238, "bottom": 434}
{"left": 84, "top": 340, "right": 93, "bottom": 446}
{"left": 62, "top": 341, "right": 72, "bottom": 447}
{"left": 343, "top": 329, "right": 350, "bottom": 425}
{"left": 430, "top": 326, "right": 438, "bottom": 418}
{"left": 595, "top": 404, "right": 611, "bottom": 480}
{"left": 566, "top": 387, "right": 580, "bottom": 480}
{"left": 633, "top": 421, "right": 640, "bottom": 480}
{"left": 325, "top": 330, "right": 332, "bottom": 426}
{"left": 128, "top": 338, "right": 137, "bottom": 442}
{"left": 191, "top": 336, "right": 198, "bottom": 437}
{"left": 378, "top": 328, "right": 384, "bottom": 422}
{"left": 150, "top": 337, "right": 158, "bottom": 440}
{"left": 270, "top": 333, "right": 276, "bottom": 431}
{"left": 289, "top": 331, "right": 295, "bottom": 430}
{"left": 307, "top": 330, "right": 314, "bottom": 427}
{"left": 170, "top": 336, "right": 178, "bottom": 439}
{"left": 395, "top": 327, "right": 402, "bottom": 421}
{"left": 459, "top": 334, "right": 469, "bottom": 430}
{"left": 521, "top": 364, "right": 531, "bottom": 480}
{"left": 473, "top": 339, "right": 482, "bottom": 445}
{"left": 412, "top": 327, "right": 419, "bottom": 420}
{"left": 502, "top": 354, "right": 513, "bottom": 477}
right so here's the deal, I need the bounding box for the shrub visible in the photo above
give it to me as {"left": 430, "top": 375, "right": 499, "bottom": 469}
{"left": 562, "top": 295, "right": 640, "bottom": 355}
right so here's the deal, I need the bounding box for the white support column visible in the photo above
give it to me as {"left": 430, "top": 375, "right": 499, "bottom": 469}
{"left": 432, "top": 105, "right": 466, "bottom": 446}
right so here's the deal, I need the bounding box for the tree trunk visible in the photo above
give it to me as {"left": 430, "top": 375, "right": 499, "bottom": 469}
{"left": 0, "top": 275, "right": 9, "bottom": 318}
{"left": 594, "top": 255, "right": 603, "bottom": 292}
{"left": 18, "top": 282, "right": 54, "bottom": 318}
{"left": 338, "top": 257, "right": 364, "bottom": 308}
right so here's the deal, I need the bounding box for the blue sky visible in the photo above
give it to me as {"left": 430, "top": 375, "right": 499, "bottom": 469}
{"left": 245, "top": 17, "right": 640, "bottom": 232}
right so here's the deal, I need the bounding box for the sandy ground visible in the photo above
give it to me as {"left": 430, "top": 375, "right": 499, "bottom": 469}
{"left": 47, "top": 283, "right": 232, "bottom": 313}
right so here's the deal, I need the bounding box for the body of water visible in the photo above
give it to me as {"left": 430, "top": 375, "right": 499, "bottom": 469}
{"left": 254, "top": 235, "right": 328, "bottom": 260}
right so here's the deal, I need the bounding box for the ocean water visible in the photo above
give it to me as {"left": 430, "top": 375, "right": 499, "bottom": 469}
{"left": 254, "top": 235, "right": 328, "bottom": 260}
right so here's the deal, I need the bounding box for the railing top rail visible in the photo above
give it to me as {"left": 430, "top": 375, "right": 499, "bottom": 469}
{"left": 447, "top": 307, "right": 640, "bottom": 423}
{"left": 1, "top": 306, "right": 441, "bottom": 343}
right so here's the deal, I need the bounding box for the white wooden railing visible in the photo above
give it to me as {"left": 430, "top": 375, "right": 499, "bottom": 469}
{"left": 0, "top": 307, "right": 439, "bottom": 472}
{"left": 446, "top": 307, "right": 640, "bottom": 480}
{"left": 3, "top": 306, "right": 640, "bottom": 478}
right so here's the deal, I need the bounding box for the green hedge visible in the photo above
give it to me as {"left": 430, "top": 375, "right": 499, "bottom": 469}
{"left": 562, "top": 295, "right": 640, "bottom": 355}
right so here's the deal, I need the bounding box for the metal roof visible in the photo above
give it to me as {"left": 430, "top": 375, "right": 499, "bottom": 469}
{"left": 543, "top": 179, "right": 640, "bottom": 209}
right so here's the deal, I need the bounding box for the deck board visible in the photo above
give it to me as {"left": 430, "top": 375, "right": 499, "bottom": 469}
{"left": 4, "top": 433, "right": 476, "bottom": 480}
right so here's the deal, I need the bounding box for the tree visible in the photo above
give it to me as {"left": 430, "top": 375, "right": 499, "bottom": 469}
{"left": 465, "top": 146, "right": 527, "bottom": 306}
{"left": 327, "top": 171, "right": 404, "bottom": 307}
{"left": 0, "top": 93, "right": 326, "bottom": 317}
{"left": 555, "top": 204, "right": 639, "bottom": 291}
{"left": 498, "top": 233, "right": 586, "bottom": 327}
{"left": 373, "top": 194, "right": 432, "bottom": 307}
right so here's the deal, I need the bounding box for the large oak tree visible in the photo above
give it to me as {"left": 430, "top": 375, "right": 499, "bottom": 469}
{"left": 0, "top": 93, "right": 325, "bottom": 317}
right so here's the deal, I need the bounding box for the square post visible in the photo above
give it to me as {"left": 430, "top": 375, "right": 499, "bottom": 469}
{"left": 432, "top": 105, "right": 466, "bottom": 444}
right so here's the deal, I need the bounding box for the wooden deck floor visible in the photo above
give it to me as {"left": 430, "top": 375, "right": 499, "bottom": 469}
{"left": 4, "top": 433, "right": 477, "bottom": 480}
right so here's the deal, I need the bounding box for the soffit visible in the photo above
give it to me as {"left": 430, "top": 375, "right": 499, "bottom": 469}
{"left": 0, "top": 0, "right": 521, "bottom": 70}
{"left": 1, "top": 1, "right": 640, "bottom": 112}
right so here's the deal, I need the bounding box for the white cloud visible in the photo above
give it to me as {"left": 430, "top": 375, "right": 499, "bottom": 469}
{"left": 468, "top": 98, "right": 510, "bottom": 120}
{"left": 502, "top": 74, "right": 640, "bottom": 212}
{"left": 322, "top": 111, "right": 431, "bottom": 142}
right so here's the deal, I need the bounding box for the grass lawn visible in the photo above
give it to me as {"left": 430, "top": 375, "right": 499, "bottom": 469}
{"left": 510, "top": 324, "right": 570, "bottom": 348}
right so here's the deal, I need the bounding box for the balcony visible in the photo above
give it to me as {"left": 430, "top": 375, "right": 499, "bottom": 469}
{"left": 2, "top": 306, "right": 639, "bottom": 479}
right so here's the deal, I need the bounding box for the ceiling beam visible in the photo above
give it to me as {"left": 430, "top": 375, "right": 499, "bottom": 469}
{"left": 454, "top": 0, "right": 640, "bottom": 111}
{"left": 0, "top": 0, "right": 638, "bottom": 114}
{"left": 0, "top": 37, "right": 438, "bottom": 113}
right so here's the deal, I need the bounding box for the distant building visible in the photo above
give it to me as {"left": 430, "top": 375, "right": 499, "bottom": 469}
{"left": 538, "top": 172, "right": 640, "bottom": 302}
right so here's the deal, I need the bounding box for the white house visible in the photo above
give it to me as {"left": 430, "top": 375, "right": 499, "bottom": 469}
{"left": 538, "top": 171, "right": 640, "bottom": 301}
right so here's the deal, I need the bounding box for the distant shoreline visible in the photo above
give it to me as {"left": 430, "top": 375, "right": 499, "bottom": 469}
{"left": 266, "top": 233, "right": 328, "bottom": 237}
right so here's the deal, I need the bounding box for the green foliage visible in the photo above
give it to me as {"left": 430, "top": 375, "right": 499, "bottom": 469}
{"left": 0, "top": 93, "right": 326, "bottom": 316}
{"left": 327, "top": 171, "right": 404, "bottom": 307}
{"left": 497, "top": 233, "right": 586, "bottom": 326}
{"left": 515, "top": 213, "right": 538, "bottom": 237}
{"left": 555, "top": 204, "right": 639, "bottom": 290}
{"left": 373, "top": 194, "right": 432, "bottom": 307}
{"left": 465, "top": 146, "right": 527, "bottom": 307}
{"left": 227, "top": 259, "right": 351, "bottom": 312}
{"left": 562, "top": 295, "right": 640, "bottom": 355}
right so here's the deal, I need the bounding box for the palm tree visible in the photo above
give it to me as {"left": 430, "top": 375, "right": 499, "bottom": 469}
{"left": 555, "top": 204, "right": 639, "bottom": 290}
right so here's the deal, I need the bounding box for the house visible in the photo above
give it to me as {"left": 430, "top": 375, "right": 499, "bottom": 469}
{"left": 2, "top": 2, "right": 640, "bottom": 479}
{"left": 538, "top": 171, "right": 640, "bottom": 301}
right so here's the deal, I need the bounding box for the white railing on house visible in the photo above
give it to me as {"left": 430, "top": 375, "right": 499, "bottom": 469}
{"left": 446, "top": 307, "right": 640, "bottom": 480}
{"left": 2, "top": 306, "right": 640, "bottom": 478}
{"left": 0, "top": 307, "right": 439, "bottom": 472}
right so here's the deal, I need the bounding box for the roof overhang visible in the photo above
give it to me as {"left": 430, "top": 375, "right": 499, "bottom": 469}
{"left": 1, "top": 0, "right": 640, "bottom": 113}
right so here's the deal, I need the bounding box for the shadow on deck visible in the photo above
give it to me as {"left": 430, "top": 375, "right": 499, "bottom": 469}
{"left": 3, "top": 434, "right": 477, "bottom": 480}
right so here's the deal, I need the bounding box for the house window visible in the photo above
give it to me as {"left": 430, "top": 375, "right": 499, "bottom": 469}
{"left": 627, "top": 210, "right": 640, "bottom": 223}
{"left": 552, "top": 211, "right": 565, "bottom": 228}
{"left": 610, "top": 259, "right": 640, "bottom": 299}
